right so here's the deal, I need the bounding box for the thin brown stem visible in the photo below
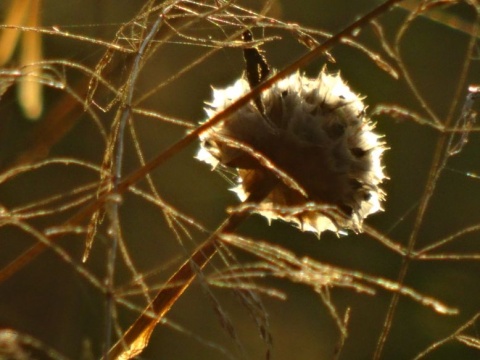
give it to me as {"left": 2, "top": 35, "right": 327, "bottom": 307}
{"left": 373, "top": 7, "right": 480, "bottom": 359}
{"left": 106, "top": 174, "right": 278, "bottom": 360}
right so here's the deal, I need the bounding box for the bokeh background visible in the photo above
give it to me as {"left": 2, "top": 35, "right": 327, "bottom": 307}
{"left": 1, "top": 0, "right": 480, "bottom": 359}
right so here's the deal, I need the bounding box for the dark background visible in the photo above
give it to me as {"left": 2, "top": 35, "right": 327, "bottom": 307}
{"left": 1, "top": 1, "right": 480, "bottom": 359}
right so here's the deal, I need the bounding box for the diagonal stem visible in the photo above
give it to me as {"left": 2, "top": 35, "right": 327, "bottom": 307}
{"left": 106, "top": 174, "right": 278, "bottom": 360}
{"left": 373, "top": 7, "right": 480, "bottom": 359}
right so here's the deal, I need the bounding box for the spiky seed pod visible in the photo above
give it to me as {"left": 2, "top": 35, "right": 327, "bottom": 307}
{"left": 197, "top": 68, "right": 387, "bottom": 235}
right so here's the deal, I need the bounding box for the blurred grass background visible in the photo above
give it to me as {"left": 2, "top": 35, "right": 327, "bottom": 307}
{"left": 1, "top": 1, "right": 479, "bottom": 359}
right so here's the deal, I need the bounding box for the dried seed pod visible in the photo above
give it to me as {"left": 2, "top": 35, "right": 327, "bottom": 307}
{"left": 197, "top": 68, "right": 387, "bottom": 235}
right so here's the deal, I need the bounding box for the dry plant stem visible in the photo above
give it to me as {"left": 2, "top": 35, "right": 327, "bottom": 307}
{"left": 0, "top": 0, "right": 404, "bottom": 283}
{"left": 0, "top": 24, "right": 132, "bottom": 53}
{"left": 8, "top": 75, "right": 92, "bottom": 168}
{"left": 102, "top": 7, "right": 173, "bottom": 356}
{"left": 412, "top": 313, "right": 480, "bottom": 360}
{"left": 8, "top": 1, "right": 194, "bottom": 169}
{"left": 397, "top": 0, "right": 480, "bottom": 38}
{"left": 373, "top": 8, "right": 480, "bottom": 360}
{"left": 106, "top": 175, "right": 278, "bottom": 360}
{"left": 115, "top": 5, "right": 171, "bottom": 186}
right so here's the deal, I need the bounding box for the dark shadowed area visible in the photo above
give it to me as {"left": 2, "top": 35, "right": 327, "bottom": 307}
{"left": 1, "top": 1, "right": 479, "bottom": 359}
